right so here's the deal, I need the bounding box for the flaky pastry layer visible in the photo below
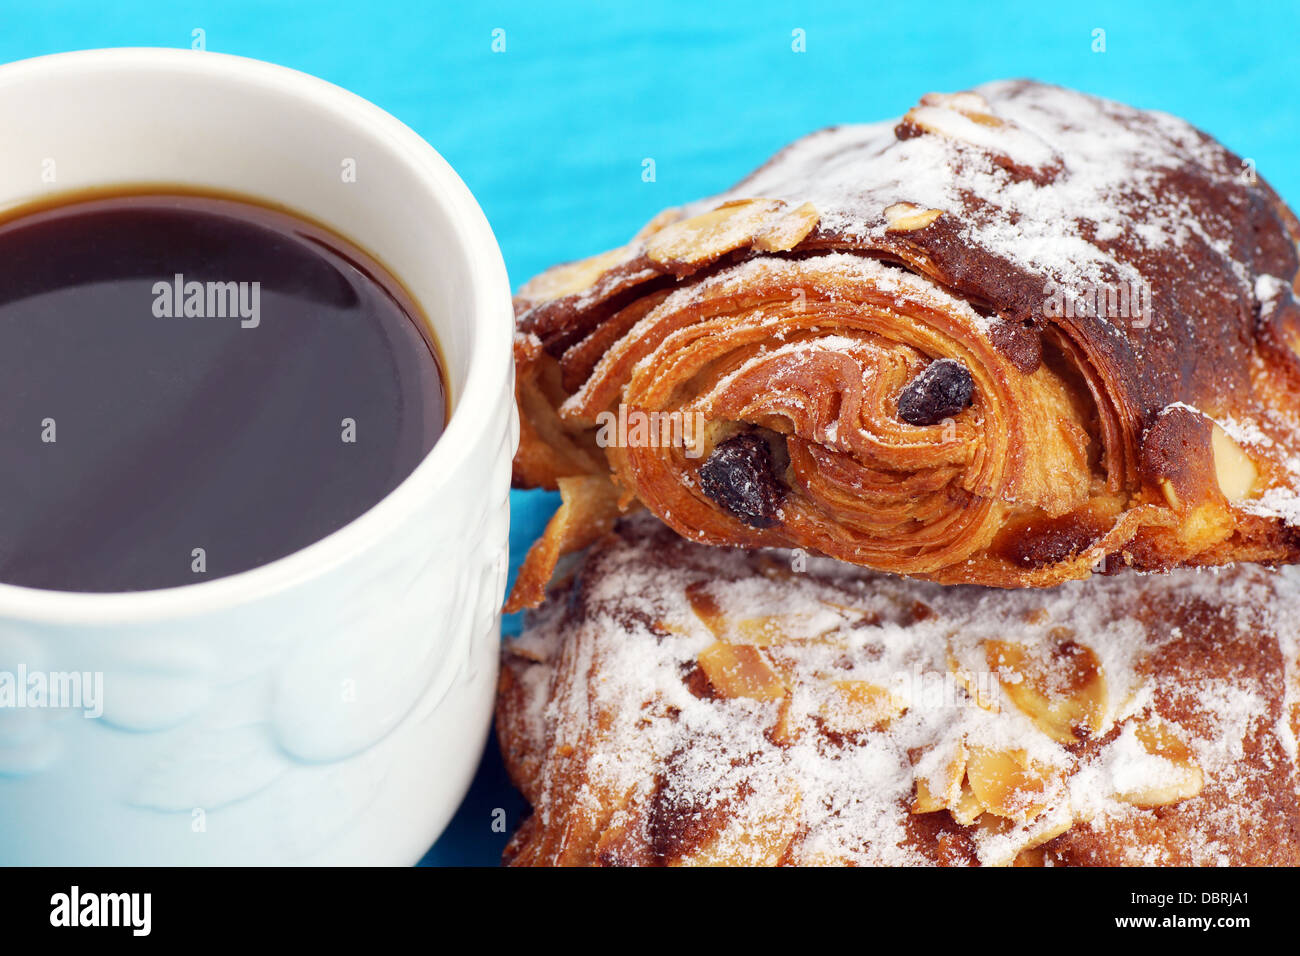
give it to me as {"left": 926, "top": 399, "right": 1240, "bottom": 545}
{"left": 508, "top": 81, "right": 1300, "bottom": 605}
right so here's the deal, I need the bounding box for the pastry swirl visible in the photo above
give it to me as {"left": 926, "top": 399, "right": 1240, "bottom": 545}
{"left": 508, "top": 80, "right": 1300, "bottom": 605}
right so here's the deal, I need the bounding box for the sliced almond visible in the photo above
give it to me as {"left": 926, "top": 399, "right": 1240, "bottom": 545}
{"left": 919, "top": 90, "right": 1001, "bottom": 125}
{"left": 654, "top": 619, "right": 693, "bottom": 637}
{"left": 1211, "top": 423, "right": 1257, "bottom": 501}
{"left": 974, "top": 806, "right": 1073, "bottom": 867}
{"left": 687, "top": 594, "right": 789, "bottom": 648}
{"left": 769, "top": 695, "right": 801, "bottom": 746}
{"left": 718, "top": 616, "right": 791, "bottom": 646}
{"left": 516, "top": 245, "right": 632, "bottom": 303}
{"left": 904, "top": 92, "right": 1005, "bottom": 140}
{"left": 696, "top": 642, "right": 787, "bottom": 702}
{"left": 819, "top": 680, "right": 906, "bottom": 735}
{"left": 884, "top": 202, "right": 944, "bottom": 232}
{"left": 686, "top": 581, "right": 819, "bottom": 646}
{"left": 985, "top": 635, "right": 1108, "bottom": 744}
{"left": 912, "top": 778, "right": 944, "bottom": 814}
{"left": 1116, "top": 721, "right": 1204, "bottom": 808}
{"left": 951, "top": 779, "right": 985, "bottom": 826}
{"left": 913, "top": 740, "right": 968, "bottom": 814}
{"left": 752, "top": 201, "right": 819, "bottom": 252}
{"left": 644, "top": 199, "right": 784, "bottom": 270}
{"left": 947, "top": 649, "right": 1000, "bottom": 712}
{"left": 966, "top": 747, "right": 1057, "bottom": 821}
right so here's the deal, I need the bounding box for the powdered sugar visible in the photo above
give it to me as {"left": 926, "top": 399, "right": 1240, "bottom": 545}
{"left": 687, "top": 81, "right": 1246, "bottom": 310}
{"left": 1256, "top": 274, "right": 1290, "bottom": 305}
{"left": 1248, "top": 487, "right": 1300, "bottom": 526}
{"left": 504, "top": 517, "right": 1300, "bottom": 865}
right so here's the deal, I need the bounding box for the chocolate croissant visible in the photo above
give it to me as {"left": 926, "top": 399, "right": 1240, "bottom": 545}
{"left": 498, "top": 514, "right": 1300, "bottom": 866}
{"left": 508, "top": 80, "right": 1300, "bottom": 607}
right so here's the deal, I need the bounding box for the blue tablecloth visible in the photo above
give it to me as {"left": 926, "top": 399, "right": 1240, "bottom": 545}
{"left": 2, "top": 0, "right": 1296, "bottom": 865}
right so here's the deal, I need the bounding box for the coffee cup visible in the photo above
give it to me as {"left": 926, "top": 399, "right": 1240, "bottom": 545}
{"left": 0, "top": 48, "right": 515, "bottom": 864}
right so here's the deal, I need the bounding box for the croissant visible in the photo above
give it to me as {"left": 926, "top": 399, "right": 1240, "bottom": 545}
{"left": 507, "top": 80, "right": 1300, "bottom": 607}
{"left": 498, "top": 514, "right": 1300, "bottom": 866}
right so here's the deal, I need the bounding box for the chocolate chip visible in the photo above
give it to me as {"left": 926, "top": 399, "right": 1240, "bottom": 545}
{"left": 897, "top": 358, "right": 974, "bottom": 426}
{"left": 698, "top": 433, "right": 784, "bottom": 529}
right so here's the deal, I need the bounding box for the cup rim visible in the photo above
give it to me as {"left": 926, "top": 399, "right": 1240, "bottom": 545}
{"left": 0, "top": 47, "right": 514, "bottom": 624}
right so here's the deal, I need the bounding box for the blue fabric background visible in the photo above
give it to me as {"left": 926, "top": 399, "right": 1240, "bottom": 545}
{"left": 2, "top": 0, "right": 1296, "bottom": 865}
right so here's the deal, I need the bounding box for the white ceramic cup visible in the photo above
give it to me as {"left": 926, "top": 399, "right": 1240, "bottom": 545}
{"left": 0, "top": 49, "right": 516, "bottom": 864}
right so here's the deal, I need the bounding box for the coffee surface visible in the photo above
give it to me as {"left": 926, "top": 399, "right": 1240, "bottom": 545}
{"left": 0, "top": 190, "right": 447, "bottom": 592}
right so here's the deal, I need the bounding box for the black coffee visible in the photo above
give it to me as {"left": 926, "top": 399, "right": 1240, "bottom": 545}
{"left": 0, "top": 189, "right": 447, "bottom": 592}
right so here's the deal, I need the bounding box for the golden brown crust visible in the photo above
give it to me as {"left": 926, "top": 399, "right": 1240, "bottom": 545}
{"left": 498, "top": 514, "right": 1300, "bottom": 866}
{"left": 503, "top": 474, "right": 625, "bottom": 613}
{"left": 508, "top": 81, "right": 1300, "bottom": 600}
{"left": 511, "top": 333, "right": 608, "bottom": 490}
